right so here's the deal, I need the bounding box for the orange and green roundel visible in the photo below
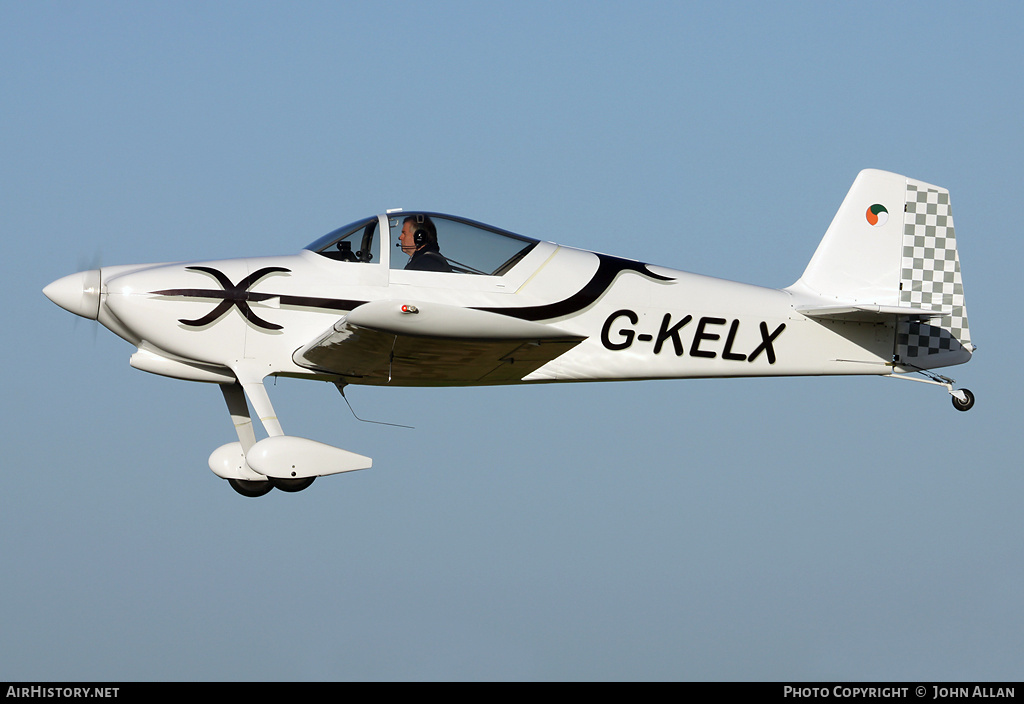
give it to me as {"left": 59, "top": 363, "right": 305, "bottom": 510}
{"left": 866, "top": 204, "right": 888, "bottom": 227}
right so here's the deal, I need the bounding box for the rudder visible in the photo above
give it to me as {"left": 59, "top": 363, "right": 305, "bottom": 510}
{"left": 895, "top": 177, "right": 972, "bottom": 370}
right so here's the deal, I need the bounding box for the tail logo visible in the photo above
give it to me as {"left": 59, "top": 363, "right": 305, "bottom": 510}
{"left": 865, "top": 204, "right": 888, "bottom": 227}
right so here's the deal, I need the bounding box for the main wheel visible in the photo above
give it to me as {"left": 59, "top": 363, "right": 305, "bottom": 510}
{"left": 952, "top": 388, "right": 975, "bottom": 412}
{"left": 272, "top": 476, "right": 316, "bottom": 493}
{"left": 228, "top": 478, "right": 274, "bottom": 497}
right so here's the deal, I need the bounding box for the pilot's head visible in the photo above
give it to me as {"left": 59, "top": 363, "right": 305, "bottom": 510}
{"left": 399, "top": 214, "right": 438, "bottom": 255}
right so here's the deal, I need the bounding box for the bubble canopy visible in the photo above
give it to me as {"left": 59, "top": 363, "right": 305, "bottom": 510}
{"left": 306, "top": 212, "right": 539, "bottom": 276}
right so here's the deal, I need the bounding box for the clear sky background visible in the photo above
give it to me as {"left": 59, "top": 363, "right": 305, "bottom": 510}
{"left": 2, "top": 1, "right": 1022, "bottom": 681}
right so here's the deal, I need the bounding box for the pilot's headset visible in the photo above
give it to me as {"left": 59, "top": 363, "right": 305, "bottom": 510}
{"left": 397, "top": 214, "right": 436, "bottom": 250}
{"left": 412, "top": 214, "right": 431, "bottom": 246}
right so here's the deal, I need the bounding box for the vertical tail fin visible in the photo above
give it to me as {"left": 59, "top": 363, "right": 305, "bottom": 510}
{"left": 791, "top": 169, "right": 973, "bottom": 371}
{"left": 796, "top": 169, "right": 908, "bottom": 307}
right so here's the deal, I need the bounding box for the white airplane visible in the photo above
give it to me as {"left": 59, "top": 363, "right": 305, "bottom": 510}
{"left": 45, "top": 169, "right": 976, "bottom": 497}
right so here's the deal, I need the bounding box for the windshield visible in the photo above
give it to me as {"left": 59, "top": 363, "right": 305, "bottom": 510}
{"left": 389, "top": 212, "right": 538, "bottom": 275}
{"left": 305, "top": 216, "right": 379, "bottom": 263}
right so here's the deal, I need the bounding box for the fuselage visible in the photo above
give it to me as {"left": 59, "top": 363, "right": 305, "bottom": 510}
{"left": 89, "top": 241, "right": 898, "bottom": 387}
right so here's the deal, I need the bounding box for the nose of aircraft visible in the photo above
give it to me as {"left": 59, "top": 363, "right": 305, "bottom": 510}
{"left": 43, "top": 269, "right": 102, "bottom": 320}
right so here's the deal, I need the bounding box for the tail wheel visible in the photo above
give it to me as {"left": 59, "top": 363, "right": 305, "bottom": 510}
{"left": 272, "top": 476, "right": 317, "bottom": 493}
{"left": 952, "top": 388, "right": 975, "bottom": 412}
{"left": 228, "top": 478, "right": 274, "bottom": 497}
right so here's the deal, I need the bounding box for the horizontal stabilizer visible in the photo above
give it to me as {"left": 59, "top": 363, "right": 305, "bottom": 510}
{"left": 797, "top": 304, "right": 946, "bottom": 323}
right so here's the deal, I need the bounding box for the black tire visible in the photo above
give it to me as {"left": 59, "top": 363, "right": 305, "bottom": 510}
{"left": 228, "top": 478, "right": 274, "bottom": 497}
{"left": 272, "top": 476, "right": 316, "bottom": 493}
{"left": 952, "top": 388, "right": 975, "bottom": 412}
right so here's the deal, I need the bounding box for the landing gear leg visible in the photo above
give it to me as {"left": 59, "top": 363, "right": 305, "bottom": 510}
{"left": 885, "top": 370, "right": 975, "bottom": 412}
{"left": 221, "top": 381, "right": 259, "bottom": 453}
{"left": 217, "top": 380, "right": 282, "bottom": 497}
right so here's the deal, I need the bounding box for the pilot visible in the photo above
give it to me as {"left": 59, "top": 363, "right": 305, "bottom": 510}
{"left": 398, "top": 215, "right": 452, "bottom": 272}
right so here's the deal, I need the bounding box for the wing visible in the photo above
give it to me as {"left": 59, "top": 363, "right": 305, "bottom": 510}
{"left": 292, "top": 300, "right": 586, "bottom": 385}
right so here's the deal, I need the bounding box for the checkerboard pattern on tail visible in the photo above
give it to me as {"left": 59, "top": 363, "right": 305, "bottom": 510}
{"left": 895, "top": 183, "right": 972, "bottom": 364}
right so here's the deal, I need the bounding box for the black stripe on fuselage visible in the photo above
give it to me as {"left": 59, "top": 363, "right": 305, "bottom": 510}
{"left": 152, "top": 254, "right": 673, "bottom": 329}
{"left": 473, "top": 253, "right": 674, "bottom": 321}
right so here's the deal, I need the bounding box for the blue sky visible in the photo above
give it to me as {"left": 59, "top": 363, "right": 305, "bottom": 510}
{"left": 2, "top": 1, "right": 1022, "bottom": 681}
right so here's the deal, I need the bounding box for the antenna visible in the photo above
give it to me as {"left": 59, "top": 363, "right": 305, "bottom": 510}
{"left": 334, "top": 382, "right": 414, "bottom": 429}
